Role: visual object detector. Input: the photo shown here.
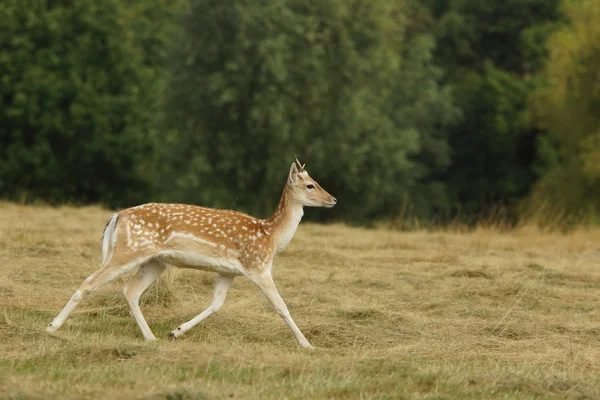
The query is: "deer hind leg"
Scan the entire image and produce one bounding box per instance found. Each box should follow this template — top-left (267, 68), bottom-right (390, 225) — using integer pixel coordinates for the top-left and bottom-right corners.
top-left (122, 260), bottom-right (166, 341)
top-left (169, 274), bottom-right (234, 339)
top-left (46, 257), bottom-right (146, 333)
top-left (249, 272), bottom-right (313, 349)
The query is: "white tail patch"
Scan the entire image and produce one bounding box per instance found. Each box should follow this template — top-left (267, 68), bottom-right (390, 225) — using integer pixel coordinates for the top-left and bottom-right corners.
top-left (101, 214), bottom-right (119, 265)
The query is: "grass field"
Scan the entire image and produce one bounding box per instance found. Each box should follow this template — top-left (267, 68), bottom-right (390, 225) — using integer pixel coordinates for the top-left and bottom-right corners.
top-left (1, 202), bottom-right (600, 399)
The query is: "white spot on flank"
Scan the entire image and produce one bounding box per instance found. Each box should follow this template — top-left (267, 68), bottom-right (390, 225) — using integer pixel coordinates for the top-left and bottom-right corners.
top-left (138, 237), bottom-right (154, 247)
top-left (126, 224), bottom-right (132, 246)
top-left (227, 249), bottom-right (238, 257)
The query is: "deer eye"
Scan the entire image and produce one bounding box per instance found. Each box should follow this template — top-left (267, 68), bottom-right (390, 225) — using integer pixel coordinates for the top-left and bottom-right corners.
top-left (306, 184), bottom-right (315, 189)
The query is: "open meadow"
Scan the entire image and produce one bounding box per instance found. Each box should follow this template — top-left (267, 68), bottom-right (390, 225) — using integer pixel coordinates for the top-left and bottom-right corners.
top-left (1, 202), bottom-right (600, 399)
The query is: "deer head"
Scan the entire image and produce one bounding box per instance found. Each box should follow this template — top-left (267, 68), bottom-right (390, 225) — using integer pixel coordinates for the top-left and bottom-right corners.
top-left (287, 159), bottom-right (337, 208)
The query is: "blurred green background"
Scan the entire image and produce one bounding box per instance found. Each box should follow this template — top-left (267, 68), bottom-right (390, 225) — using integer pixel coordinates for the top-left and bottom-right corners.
top-left (1, 0), bottom-right (598, 226)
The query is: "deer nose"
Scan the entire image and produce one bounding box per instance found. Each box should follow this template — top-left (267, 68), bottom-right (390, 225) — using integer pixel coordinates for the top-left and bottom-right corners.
top-left (332, 197), bottom-right (337, 203)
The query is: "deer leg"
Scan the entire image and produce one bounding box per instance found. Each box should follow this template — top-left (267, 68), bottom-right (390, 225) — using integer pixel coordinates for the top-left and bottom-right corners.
top-left (46, 258), bottom-right (145, 333)
top-left (249, 272), bottom-right (313, 349)
top-left (122, 261), bottom-right (166, 341)
top-left (169, 274), bottom-right (233, 339)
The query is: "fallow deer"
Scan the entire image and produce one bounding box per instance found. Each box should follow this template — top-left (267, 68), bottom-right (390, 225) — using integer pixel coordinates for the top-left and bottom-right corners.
top-left (46, 159), bottom-right (336, 349)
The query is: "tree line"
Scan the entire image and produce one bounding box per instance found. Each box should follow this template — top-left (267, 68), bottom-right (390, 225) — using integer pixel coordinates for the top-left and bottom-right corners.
top-left (1, 0), bottom-right (598, 225)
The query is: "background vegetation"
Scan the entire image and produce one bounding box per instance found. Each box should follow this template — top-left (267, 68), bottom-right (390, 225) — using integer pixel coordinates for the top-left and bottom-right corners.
top-left (1, 0), bottom-right (598, 225)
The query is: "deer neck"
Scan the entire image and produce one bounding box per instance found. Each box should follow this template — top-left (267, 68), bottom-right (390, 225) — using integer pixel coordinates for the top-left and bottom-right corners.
top-left (267, 186), bottom-right (304, 252)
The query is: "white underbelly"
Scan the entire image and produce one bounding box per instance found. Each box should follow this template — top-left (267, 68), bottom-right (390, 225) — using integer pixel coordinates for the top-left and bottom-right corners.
top-left (158, 250), bottom-right (245, 276)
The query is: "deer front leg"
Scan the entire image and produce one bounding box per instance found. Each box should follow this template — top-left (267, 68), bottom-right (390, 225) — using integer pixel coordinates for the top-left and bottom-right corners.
top-left (169, 274), bottom-right (234, 339)
top-left (249, 272), bottom-right (313, 349)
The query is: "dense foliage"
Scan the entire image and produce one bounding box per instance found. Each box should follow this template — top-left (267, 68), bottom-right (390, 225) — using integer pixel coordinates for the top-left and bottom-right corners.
top-left (525, 0), bottom-right (600, 222)
top-left (416, 0), bottom-right (563, 218)
top-left (0, 0), bottom-right (183, 206)
top-left (161, 0), bottom-right (455, 221)
top-left (0, 0), bottom-right (596, 225)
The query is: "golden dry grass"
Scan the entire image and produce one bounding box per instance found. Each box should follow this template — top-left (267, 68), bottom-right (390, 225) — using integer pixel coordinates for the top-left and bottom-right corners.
top-left (1, 202), bottom-right (600, 399)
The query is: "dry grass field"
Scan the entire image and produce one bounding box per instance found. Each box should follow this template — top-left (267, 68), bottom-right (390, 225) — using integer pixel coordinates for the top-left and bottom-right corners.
top-left (1, 202), bottom-right (600, 399)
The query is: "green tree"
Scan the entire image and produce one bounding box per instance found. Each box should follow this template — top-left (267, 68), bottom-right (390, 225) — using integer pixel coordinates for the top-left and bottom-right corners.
top-left (525, 0), bottom-right (600, 221)
top-left (161, 0), bottom-right (456, 223)
top-left (415, 0), bottom-right (562, 220)
top-left (391, 34), bottom-right (458, 219)
top-left (0, 0), bottom-right (183, 206)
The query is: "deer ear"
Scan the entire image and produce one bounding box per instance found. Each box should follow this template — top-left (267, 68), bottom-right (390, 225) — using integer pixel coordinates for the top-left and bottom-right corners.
top-left (288, 163), bottom-right (299, 184)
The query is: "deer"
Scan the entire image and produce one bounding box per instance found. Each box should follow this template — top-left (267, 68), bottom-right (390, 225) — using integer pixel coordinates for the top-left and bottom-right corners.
top-left (46, 159), bottom-right (336, 349)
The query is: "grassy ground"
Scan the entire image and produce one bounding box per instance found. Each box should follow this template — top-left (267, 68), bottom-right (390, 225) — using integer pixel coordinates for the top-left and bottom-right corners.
top-left (1, 202), bottom-right (600, 399)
